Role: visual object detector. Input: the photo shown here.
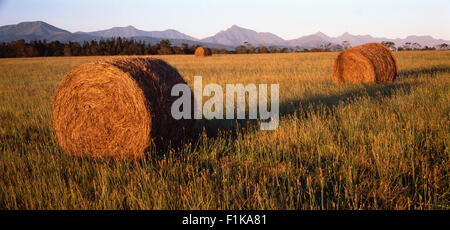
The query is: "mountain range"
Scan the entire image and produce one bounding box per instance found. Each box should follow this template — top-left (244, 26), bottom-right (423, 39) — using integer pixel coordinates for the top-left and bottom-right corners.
top-left (1, 21), bottom-right (449, 49)
top-left (0, 21), bottom-right (231, 49)
top-left (77, 25), bottom-right (198, 41)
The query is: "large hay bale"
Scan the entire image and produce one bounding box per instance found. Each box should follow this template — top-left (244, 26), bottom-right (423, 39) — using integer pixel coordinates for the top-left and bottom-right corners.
top-left (52, 57), bottom-right (196, 159)
top-left (194, 47), bottom-right (212, 57)
top-left (332, 43), bottom-right (398, 83)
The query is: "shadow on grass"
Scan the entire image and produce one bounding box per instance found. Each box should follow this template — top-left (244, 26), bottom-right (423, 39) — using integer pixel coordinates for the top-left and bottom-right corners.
top-left (398, 65), bottom-right (450, 78)
top-left (279, 81), bottom-right (417, 119)
top-left (194, 81), bottom-right (417, 139)
top-left (195, 65), bottom-right (450, 139)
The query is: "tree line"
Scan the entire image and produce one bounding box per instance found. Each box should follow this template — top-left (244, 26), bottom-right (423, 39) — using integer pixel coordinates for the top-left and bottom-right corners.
top-left (0, 38), bottom-right (211, 58)
top-left (380, 41), bottom-right (448, 51)
top-left (0, 38), bottom-right (448, 58)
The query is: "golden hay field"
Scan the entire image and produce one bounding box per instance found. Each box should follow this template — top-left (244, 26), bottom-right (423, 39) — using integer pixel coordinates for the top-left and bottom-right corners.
top-left (0, 51), bottom-right (449, 209)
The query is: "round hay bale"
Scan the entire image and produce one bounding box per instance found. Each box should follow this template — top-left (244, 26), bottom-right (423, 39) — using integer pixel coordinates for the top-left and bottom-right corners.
top-left (332, 43), bottom-right (398, 83)
top-left (194, 47), bottom-right (212, 57)
top-left (52, 57), bottom-right (196, 159)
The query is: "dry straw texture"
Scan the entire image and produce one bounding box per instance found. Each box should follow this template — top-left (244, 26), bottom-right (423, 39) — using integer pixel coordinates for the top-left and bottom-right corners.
top-left (332, 43), bottom-right (398, 83)
top-left (194, 47), bottom-right (212, 57)
top-left (52, 57), bottom-right (196, 159)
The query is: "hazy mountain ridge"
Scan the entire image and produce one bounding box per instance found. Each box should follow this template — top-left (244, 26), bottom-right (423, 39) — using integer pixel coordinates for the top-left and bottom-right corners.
top-left (0, 21), bottom-right (232, 49)
top-left (0, 21), bottom-right (98, 43)
top-left (201, 25), bottom-right (449, 48)
top-left (200, 25), bottom-right (287, 46)
top-left (82, 25), bottom-right (198, 41)
top-left (0, 21), bottom-right (448, 49)
top-left (326, 33), bottom-right (450, 48)
top-left (286, 32), bottom-right (332, 48)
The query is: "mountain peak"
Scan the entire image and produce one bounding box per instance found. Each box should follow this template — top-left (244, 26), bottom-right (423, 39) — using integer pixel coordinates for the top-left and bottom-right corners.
top-left (16, 21), bottom-right (60, 30)
top-left (337, 32), bottom-right (354, 39)
top-left (84, 24), bottom-right (198, 41)
top-left (312, 32), bottom-right (330, 40)
top-left (201, 24), bottom-right (286, 46)
top-left (405, 35), bottom-right (433, 39)
top-left (111, 25), bottom-right (137, 30)
top-left (13, 21), bottom-right (70, 34)
top-left (18, 21), bottom-right (46, 26)
top-left (0, 21), bottom-right (92, 42)
top-left (228, 24), bottom-right (245, 31)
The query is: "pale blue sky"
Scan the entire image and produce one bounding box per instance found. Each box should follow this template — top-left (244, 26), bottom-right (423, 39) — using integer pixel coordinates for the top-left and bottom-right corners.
top-left (0, 0), bottom-right (449, 40)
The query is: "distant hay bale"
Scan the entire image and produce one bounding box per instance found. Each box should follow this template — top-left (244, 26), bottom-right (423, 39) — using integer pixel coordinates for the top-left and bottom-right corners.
top-left (332, 43), bottom-right (398, 83)
top-left (194, 47), bottom-right (212, 57)
top-left (52, 57), bottom-right (196, 159)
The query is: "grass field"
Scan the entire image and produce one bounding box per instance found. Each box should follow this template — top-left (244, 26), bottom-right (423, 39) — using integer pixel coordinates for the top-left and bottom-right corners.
top-left (0, 51), bottom-right (449, 209)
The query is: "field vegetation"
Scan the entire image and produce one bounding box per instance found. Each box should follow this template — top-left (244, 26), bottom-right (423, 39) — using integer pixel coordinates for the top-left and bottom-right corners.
top-left (0, 51), bottom-right (449, 209)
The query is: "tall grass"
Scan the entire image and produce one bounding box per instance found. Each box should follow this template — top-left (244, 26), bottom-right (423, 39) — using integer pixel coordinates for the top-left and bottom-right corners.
top-left (0, 51), bottom-right (449, 209)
